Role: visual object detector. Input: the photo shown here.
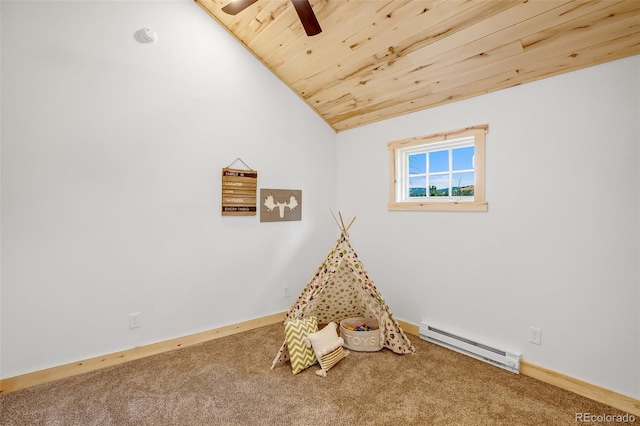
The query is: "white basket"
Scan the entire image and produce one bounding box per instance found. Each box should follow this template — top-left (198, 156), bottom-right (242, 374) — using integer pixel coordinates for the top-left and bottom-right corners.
top-left (340, 318), bottom-right (383, 352)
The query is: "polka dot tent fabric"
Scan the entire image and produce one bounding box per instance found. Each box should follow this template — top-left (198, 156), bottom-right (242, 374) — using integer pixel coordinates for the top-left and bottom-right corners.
top-left (271, 231), bottom-right (415, 368)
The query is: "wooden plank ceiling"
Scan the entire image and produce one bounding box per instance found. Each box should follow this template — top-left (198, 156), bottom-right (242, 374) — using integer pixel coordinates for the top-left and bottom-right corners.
top-left (196, 0), bottom-right (640, 132)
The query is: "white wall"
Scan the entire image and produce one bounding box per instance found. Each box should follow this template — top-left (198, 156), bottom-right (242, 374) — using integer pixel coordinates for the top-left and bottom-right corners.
top-left (336, 56), bottom-right (640, 399)
top-left (0, 1), bottom-right (336, 378)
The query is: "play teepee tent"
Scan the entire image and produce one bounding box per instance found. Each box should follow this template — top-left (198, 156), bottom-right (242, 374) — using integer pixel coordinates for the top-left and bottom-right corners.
top-left (272, 211), bottom-right (415, 368)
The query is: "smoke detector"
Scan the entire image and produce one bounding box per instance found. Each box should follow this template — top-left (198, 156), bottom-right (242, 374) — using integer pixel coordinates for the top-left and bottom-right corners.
top-left (136, 28), bottom-right (157, 44)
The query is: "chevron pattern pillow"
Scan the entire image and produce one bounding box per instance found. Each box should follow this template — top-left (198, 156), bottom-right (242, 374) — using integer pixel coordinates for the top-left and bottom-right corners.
top-left (284, 316), bottom-right (318, 374)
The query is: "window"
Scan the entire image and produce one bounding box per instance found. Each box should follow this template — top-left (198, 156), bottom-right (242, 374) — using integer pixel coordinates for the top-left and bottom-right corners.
top-left (388, 125), bottom-right (488, 212)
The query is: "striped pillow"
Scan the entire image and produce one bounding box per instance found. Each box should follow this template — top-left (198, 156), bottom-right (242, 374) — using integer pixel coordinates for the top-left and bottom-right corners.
top-left (319, 346), bottom-right (346, 372)
top-left (305, 322), bottom-right (347, 376)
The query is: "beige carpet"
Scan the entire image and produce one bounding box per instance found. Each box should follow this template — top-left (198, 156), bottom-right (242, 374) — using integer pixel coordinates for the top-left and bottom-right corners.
top-left (0, 323), bottom-right (636, 425)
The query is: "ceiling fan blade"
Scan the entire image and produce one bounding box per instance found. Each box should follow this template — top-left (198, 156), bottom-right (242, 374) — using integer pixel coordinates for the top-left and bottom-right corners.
top-left (221, 0), bottom-right (258, 15)
top-left (291, 0), bottom-right (322, 36)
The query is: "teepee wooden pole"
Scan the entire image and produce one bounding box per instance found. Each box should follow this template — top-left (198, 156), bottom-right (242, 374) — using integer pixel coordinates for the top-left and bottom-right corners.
top-left (338, 212), bottom-right (347, 231)
top-left (330, 209), bottom-right (342, 230)
top-left (330, 209), bottom-right (356, 232)
top-left (345, 216), bottom-right (356, 231)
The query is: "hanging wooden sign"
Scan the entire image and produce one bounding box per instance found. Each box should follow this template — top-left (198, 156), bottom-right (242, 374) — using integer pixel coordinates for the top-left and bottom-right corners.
top-left (221, 168), bottom-right (257, 216)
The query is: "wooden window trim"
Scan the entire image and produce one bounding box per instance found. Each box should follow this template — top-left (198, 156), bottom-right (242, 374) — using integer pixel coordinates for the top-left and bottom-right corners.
top-left (388, 125), bottom-right (488, 212)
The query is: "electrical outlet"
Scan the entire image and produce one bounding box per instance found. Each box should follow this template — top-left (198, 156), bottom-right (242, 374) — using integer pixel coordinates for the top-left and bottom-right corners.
top-left (283, 286), bottom-right (290, 298)
top-left (129, 313), bottom-right (141, 329)
top-left (529, 327), bottom-right (541, 345)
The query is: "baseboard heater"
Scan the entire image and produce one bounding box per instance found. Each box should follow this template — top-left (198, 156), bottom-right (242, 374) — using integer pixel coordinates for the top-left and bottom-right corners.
top-left (419, 322), bottom-right (521, 374)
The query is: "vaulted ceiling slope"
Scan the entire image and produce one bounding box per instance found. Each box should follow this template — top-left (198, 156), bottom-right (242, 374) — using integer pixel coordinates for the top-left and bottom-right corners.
top-left (196, 0), bottom-right (640, 132)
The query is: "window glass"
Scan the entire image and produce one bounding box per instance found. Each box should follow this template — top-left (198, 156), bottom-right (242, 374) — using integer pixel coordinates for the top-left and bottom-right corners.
top-left (409, 176), bottom-right (426, 197)
top-left (452, 172), bottom-right (474, 196)
top-left (453, 146), bottom-right (474, 170)
top-left (408, 153), bottom-right (426, 174)
top-left (429, 150), bottom-right (449, 173)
